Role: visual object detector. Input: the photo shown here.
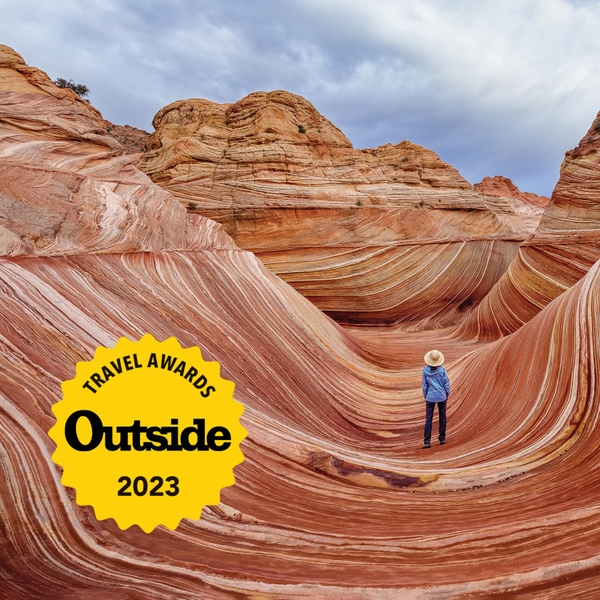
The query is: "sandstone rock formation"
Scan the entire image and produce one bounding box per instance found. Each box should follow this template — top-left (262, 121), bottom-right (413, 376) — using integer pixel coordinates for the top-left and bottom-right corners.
top-left (138, 91), bottom-right (532, 328)
top-left (474, 174), bottom-right (549, 233)
top-left (0, 44), bottom-right (100, 120)
top-left (104, 119), bottom-right (150, 162)
top-left (3, 45), bottom-right (600, 599)
top-left (474, 174), bottom-right (550, 207)
top-left (0, 45), bottom-right (227, 257)
top-left (459, 112), bottom-right (600, 340)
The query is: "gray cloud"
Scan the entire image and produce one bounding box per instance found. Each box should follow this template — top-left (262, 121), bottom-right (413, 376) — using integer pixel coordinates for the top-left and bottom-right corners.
top-left (1, 0), bottom-right (599, 195)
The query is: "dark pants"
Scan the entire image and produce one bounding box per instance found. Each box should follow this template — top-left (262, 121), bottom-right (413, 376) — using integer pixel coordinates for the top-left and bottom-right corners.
top-left (424, 401), bottom-right (446, 445)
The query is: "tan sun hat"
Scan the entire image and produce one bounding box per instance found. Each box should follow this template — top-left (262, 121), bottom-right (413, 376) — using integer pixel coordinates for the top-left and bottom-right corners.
top-left (424, 349), bottom-right (444, 366)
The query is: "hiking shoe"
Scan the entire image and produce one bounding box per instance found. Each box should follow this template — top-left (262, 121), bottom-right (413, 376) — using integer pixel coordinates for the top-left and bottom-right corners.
top-left (422, 443), bottom-right (431, 449)
top-left (439, 440), bottom-right (446, 445)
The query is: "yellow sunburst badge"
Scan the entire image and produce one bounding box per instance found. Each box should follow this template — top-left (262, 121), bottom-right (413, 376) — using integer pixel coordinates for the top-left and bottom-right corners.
top-left (49, 334), bottom-right (246, 533)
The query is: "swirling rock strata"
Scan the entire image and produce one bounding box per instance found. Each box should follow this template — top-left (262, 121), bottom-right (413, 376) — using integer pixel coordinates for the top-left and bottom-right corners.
top-left (0, 45), bottom-right (231, 257)
top-left (3, 46), bottom-right (600, 598)
top-left (459, 112), bottom-right (600, 340)
top-left (138, 91), bottom-right (530, 327)
top-left (4, 220), bottom-right (600, 599)
top-left (3, 245), bottom-right (600, 599)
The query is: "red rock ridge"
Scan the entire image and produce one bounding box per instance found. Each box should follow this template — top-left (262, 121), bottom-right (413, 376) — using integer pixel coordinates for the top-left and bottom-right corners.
top-left (104, 119), bottom-right (150, 161)
top-left (474, 175), bottom-right (550, 207)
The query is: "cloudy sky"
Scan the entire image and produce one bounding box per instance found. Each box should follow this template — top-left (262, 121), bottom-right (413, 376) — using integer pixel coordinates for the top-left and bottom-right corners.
top-left (1, 0), bottom-right (599, 196)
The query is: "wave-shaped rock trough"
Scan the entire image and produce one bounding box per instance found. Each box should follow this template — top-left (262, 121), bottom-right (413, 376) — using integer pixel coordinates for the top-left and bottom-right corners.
top-left (2, 45), bottom-right (600, 598)
top-left (3, 251), bottom-right (600, 598)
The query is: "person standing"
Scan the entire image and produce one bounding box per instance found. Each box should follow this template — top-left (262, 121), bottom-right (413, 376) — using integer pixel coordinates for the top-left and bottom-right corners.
top-left (421, 350), bottom-right (450, 449)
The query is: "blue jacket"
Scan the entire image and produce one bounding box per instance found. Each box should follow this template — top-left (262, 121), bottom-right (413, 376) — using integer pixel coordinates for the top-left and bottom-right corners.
top-left (422, 365), bottom-right (450, 403)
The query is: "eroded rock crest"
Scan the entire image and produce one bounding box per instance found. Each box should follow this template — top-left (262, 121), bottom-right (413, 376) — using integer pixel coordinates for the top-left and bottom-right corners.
top-left (474, 175), bottom-right (550, 207)
top-left (0, 47), bottom-right (233, 256)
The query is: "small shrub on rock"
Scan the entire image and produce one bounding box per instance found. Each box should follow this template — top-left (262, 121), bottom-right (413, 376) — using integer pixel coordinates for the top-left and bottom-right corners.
top-left (54, 78), bottom-right (90, 98)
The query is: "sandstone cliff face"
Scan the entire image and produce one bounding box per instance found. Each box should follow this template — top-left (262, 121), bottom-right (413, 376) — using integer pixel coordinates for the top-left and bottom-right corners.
top-left (459, 111), bottom-right (600, 339)
top-left (138, 91), bottom-right (530, 328)
top-left (0, 47), bottom-right (231, 257)
top-left (4, 46), bottom-right (600, 599)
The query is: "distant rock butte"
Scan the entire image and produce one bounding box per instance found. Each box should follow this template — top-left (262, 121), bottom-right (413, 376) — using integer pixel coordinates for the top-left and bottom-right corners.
top-left (473, 175), bottom-right (550, 207)
top-left (473, 175), bottom-right (548, 234)
top-left (104, 119), bottom-right (150, 162)
top-left (139, 90), bottom-right (535, 328)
